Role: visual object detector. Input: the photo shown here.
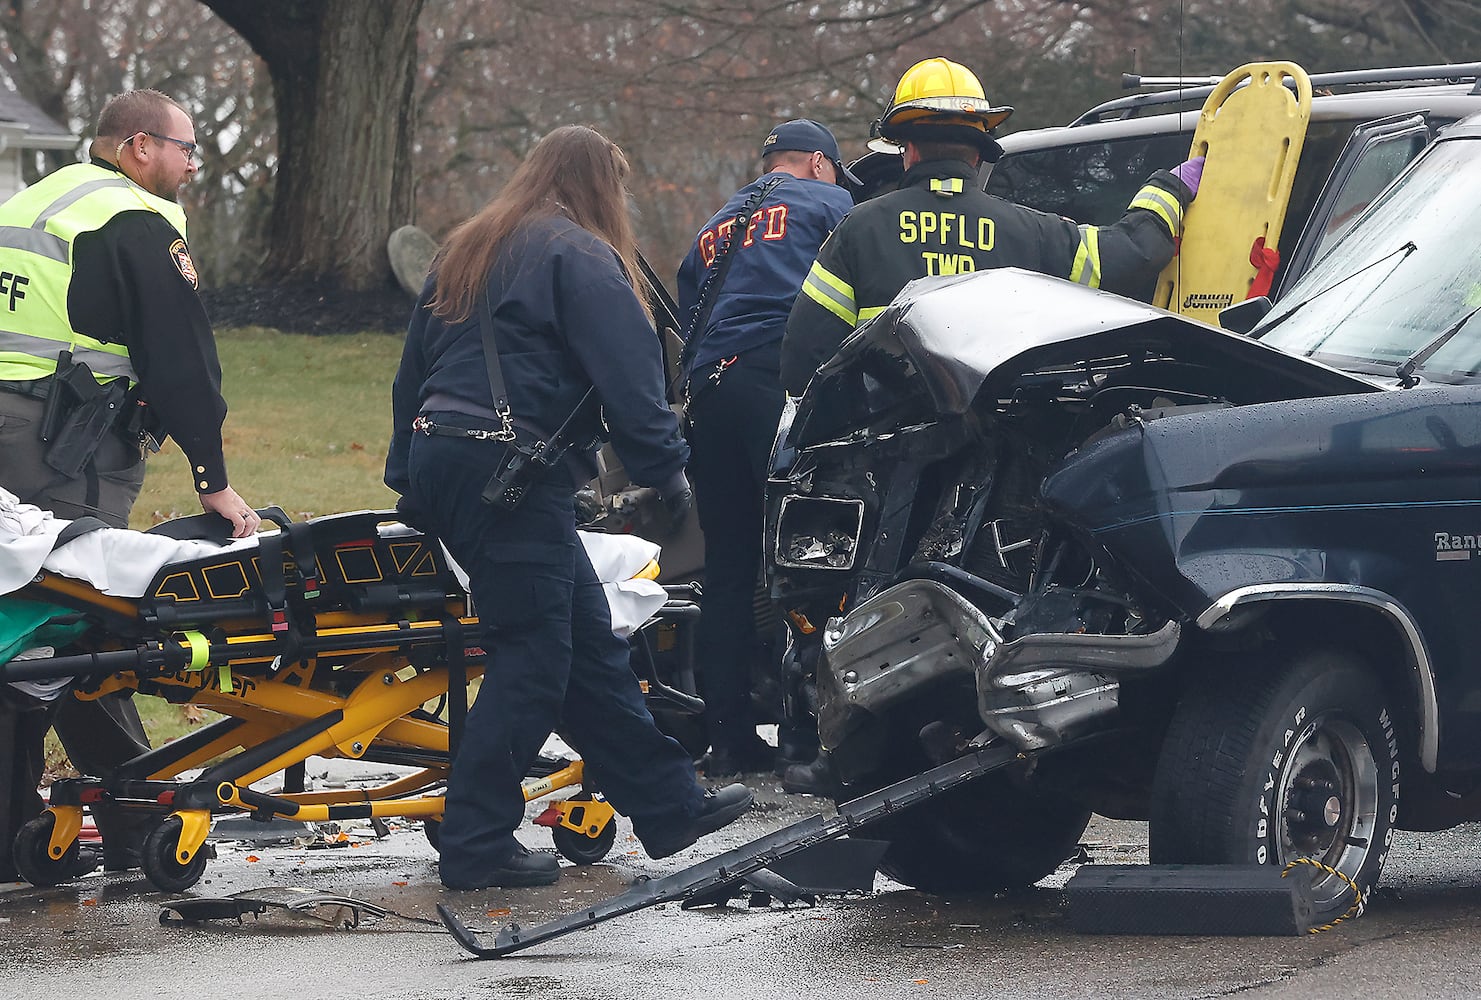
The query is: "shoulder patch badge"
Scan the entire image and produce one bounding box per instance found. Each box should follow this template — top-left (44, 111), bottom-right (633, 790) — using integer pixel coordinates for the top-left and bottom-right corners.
top-left (169, 238), bottom-right (199, 288)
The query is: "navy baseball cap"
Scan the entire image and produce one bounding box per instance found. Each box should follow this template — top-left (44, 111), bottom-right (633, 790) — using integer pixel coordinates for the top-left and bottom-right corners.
top-left (761, 119), bottom-right (862, 189)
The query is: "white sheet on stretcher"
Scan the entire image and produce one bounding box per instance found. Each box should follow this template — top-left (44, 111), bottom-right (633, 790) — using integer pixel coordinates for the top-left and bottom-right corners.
top-left (432, 529), bottom-right (665, 639)
top-left (0, 486), bottom-right (255, 598)
top-left (0, 484), bottom-right (667, 639)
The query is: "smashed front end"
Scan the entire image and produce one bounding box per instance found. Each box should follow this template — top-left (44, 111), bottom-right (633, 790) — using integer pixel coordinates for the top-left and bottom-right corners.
top-left (766, 268), bottom-right (1375, 791)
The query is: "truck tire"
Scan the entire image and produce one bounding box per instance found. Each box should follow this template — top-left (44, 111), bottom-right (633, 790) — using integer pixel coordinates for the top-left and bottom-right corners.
top-left (843, 764), bottom-right (1091, 894)
top-left (1149, 646), bottom-right (1399, 922)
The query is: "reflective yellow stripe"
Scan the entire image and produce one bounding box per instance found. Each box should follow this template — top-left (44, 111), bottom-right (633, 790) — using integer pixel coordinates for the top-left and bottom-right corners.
top-left (1069, 226), bottom-right (1102, 288)
top-left (857, 306), bottom-right (887, 323)
top-left (0, 329), bottom-right (136, 380)
top-left (31, 177), bottom-right (136, 232)
top-left (1129, 184), bottom-right (1183, 235)
top-left (801, 260), bottom-right (857, 326)
top-left (929, 177), bottom-right (965, 195)
top-left (0, 225), bottom-right (67, 263)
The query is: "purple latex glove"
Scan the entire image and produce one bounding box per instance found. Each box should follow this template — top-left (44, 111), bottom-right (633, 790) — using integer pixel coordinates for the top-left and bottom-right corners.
top-left (1172, 155), bottom-right (1205, 198)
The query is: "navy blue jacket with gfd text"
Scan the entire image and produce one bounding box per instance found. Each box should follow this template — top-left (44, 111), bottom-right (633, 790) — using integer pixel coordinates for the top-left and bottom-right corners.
top-left (386, 214), bottom-right (687, 494)
top-left (677, 172), bottom-right (853, 369)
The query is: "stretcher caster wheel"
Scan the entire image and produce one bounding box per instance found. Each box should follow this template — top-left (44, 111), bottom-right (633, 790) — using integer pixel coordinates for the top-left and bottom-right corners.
top-left (141, 817), bottom-right (208, 893)
top-left (550, 795), bottom-right (616, 865)
top-left (13, 813), bottom-right (83, 887)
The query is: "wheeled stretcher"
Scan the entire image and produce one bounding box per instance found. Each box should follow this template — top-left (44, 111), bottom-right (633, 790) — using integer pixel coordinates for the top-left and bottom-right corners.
top-left (0, 501), bottom-right (703, 892)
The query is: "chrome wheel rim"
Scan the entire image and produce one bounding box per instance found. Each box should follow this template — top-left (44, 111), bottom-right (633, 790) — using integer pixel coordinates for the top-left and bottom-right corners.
top-left (1274, 714), bottom-right (1380, 908)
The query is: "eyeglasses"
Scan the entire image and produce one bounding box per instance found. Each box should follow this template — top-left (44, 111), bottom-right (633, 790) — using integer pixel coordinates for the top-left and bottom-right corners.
top-left (141, 131), bottom-right (199, 159)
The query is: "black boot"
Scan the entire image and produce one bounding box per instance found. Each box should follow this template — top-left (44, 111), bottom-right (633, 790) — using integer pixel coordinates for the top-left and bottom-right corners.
top-left (70, 844), bottom-right (103, 878)
top-left (774, 731), bottom-right (819, 774)
top-left (781, 752), bottom-right (838, 797)
top-left (441, 844), bottom-right (560, 890)
top-left (642, 783), bottom-right (754, 859)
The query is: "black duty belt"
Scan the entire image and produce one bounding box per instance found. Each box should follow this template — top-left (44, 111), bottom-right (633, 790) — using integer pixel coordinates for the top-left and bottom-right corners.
top-left (2, 376), bottom-right (139, 437)
top-left (412, 414), bottom-right (516, 442)
top-left (0, 378), bottom-right (52, 400)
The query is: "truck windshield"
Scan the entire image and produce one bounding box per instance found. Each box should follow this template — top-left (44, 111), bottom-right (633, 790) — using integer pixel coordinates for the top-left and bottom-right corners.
top-left (1256, 136), bottom-right (1481, 382)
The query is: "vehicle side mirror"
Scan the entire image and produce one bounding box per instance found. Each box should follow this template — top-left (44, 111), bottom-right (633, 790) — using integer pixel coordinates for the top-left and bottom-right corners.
top-left (1219, 296), bottom-right (1273, 335)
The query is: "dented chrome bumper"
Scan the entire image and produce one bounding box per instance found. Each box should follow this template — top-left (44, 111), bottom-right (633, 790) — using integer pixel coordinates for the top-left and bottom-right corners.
top-left (817, 576), bottom-right (1183, 754)
top-left (816, 579), bottom-right (998, 750)
top-left (976, 620), bottom-right (1182, 750)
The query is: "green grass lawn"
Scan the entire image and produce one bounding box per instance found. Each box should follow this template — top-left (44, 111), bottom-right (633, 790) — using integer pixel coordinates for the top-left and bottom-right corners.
top-left (47, 326), bottom-right (407, 778)
top-left (130, 326), bottom-right (405, 528)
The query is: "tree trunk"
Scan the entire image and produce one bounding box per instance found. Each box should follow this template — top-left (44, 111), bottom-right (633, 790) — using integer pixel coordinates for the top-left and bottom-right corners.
top-left (199, 0), bottom-right (423, 290)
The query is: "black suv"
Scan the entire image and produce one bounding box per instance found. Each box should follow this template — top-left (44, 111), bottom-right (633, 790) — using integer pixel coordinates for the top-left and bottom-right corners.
top-left (763, 110), bottom-right (1481, 921)
top-left (852, 63), bottom-right (1481, 301)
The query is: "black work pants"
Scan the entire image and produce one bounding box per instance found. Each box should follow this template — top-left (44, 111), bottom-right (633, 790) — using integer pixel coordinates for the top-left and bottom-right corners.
top-left (1, 387), bottom-right (153, 862)
top-left (407, 431), bottom-right (704, 886)
top-left (0, 690), bottom-right (50, 881)
top-left (685, 351), bottom-right (785, 755)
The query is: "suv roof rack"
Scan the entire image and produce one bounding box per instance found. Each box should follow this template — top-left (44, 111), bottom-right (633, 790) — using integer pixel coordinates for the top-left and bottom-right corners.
top-left (1071, 63), bottom-right (1481, 126)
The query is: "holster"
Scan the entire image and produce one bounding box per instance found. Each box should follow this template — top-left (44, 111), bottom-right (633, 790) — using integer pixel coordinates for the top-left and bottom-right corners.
top-left (40, 351), bottom-right (130, 478)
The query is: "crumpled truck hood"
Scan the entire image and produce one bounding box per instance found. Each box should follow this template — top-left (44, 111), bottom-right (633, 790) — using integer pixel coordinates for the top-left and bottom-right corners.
top-left (814, 268), bottom-right (1376, 416)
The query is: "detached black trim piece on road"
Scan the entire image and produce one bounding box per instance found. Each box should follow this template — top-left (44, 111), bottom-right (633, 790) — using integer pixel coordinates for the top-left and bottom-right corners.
top-left (436, 742), bottom-right (1026, 958)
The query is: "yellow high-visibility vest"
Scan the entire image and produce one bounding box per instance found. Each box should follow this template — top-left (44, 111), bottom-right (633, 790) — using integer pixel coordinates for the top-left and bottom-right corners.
top-left (0, 162), bottom-right (188, 385)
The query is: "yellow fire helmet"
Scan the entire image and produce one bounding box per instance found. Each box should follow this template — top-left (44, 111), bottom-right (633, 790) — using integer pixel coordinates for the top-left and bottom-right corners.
top-left (868, 57), bottom-right (1014, 159)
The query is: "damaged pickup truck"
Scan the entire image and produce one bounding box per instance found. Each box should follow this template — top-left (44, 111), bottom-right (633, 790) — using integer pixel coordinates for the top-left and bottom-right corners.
top-left (765, 113), bottom-right (1481, 920)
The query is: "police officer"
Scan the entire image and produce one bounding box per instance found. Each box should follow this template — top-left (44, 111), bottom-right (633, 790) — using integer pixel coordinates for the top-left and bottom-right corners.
top-left (781, 57), bottom-right (1205, 395)
top-left (676, 120), bottom-right (857, 778)
top-left (0, 90), bottom-right (257, 880)
top-left (778, 58), bottom-right (1202, 794)
top-left (387, 125), bottom-right (752, 890)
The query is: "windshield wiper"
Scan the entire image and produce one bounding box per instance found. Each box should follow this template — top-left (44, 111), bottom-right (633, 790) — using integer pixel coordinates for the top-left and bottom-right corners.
top-left (1396, 302), bottom-right (1481, 387)
top-left (1255, 241), bottom-right (1417, 339)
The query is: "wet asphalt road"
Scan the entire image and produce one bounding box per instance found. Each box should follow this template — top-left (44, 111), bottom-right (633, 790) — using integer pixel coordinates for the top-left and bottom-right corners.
top-left (5, 773), bottom-right (1481, 1000)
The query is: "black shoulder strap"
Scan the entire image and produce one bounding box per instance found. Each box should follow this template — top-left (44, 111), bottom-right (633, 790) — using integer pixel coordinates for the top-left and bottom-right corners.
top-left (677, 176), bottom-right (787, 387)
top-left (476, 292), bottom-right (516, 442)
top-left (478, 292), bottom-right (507, 412)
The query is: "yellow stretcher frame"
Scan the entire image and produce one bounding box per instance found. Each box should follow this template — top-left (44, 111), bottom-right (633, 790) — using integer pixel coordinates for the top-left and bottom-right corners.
top-left (1154, 61), bottom-right (1313, 323)
top-left (14, 565), bottom-right (618, 891)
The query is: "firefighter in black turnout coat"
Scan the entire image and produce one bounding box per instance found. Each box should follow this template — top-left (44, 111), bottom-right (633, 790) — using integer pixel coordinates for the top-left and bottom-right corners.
top-left (387, 126), bottom-right (752, 890)
top-left (782, 57), bottom-right (1205, 395)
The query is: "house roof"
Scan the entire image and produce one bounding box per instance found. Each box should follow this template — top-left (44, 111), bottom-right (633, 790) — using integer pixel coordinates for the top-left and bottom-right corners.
top-left (0, 84), bottom-right (77, 148)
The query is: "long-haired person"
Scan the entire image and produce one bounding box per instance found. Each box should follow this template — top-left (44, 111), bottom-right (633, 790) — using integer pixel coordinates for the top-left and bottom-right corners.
top-left (386, 125), bottom-right (751, 889)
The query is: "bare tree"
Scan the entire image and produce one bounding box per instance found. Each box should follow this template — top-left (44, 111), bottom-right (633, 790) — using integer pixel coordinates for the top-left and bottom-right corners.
top-left (198, 0), bottom-right (423, 291)
top-left (412, 1), bottom-right (1137, 270)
